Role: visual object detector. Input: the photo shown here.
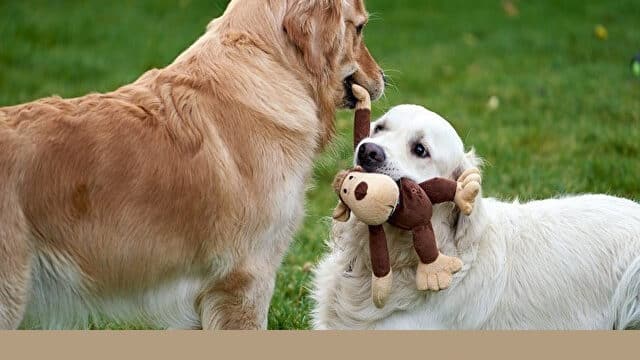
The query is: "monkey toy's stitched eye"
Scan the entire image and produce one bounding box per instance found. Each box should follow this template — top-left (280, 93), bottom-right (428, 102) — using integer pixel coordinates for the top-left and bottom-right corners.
top-left (343, 189), bottom-right (347, 194)
top-left (413, 143), bottom-right (430, 158)
top-left (348, 175), bottom-right (354, 180)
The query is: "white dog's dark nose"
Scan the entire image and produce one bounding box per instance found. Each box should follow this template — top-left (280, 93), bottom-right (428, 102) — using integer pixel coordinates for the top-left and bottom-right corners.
top-left (357, 142), bottom-right (386, 171)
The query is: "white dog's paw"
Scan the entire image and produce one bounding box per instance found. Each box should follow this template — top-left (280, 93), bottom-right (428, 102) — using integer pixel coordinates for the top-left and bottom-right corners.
top-left (455, 168), bottom-right (481, 215)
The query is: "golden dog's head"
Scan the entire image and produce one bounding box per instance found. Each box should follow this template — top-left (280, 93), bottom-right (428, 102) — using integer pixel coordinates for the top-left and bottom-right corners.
top-left (282, 0), bottom-right (385, 109)
top-left (214, 0), bottom-right (385, 146)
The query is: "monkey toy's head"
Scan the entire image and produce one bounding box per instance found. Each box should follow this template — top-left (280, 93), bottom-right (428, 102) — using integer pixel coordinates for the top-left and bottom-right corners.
top-left (332, 167), bottom-right (400, 225)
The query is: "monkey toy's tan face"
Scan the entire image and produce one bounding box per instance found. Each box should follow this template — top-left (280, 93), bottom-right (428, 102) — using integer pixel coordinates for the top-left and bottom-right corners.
top-left (333, 171), bottom-right (399, 226)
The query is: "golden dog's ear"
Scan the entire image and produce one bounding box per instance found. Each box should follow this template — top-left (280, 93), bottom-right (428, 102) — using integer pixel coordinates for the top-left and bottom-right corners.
top-left (283, 0), bottom-right (343, 77)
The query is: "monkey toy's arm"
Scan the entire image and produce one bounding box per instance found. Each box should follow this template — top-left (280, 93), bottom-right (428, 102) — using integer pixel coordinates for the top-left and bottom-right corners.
top-left (419, 177), bottom-right (458, 204)
top-left (351, 84), bottom-right (372, 150)
top-left (419, 169), bottom-right (482, 215)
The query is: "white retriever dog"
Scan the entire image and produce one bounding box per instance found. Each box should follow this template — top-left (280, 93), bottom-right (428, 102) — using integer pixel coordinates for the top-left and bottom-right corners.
top-left (312, 104), bottom-right (640, 329)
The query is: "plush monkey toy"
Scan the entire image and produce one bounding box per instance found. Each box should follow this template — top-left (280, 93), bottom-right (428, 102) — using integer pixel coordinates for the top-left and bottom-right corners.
top-left (333, 85), bottom-right (481, 308)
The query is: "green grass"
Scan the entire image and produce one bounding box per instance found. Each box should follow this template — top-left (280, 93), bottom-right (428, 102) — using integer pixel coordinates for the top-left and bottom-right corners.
top-left (1, 0), bottom-right (639, 329)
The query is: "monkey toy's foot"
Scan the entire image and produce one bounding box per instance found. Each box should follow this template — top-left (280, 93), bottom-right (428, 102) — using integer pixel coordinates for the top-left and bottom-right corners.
top-left (415, 254), bottom-right (463, 291)
top-left (371, 270), bottom-right (393, 309)
top-left (455, 168), bottom-right (482, 215)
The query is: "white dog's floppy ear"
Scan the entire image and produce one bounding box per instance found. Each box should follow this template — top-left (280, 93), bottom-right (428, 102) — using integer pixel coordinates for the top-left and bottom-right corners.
top-left (452, 148), bottom-right (484, 180)
top-left (283, 0), bottom-right (343, 77)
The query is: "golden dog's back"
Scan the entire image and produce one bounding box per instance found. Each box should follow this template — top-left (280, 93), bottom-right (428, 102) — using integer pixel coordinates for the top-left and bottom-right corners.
top-left (0, 71), bottom-right (232, 287)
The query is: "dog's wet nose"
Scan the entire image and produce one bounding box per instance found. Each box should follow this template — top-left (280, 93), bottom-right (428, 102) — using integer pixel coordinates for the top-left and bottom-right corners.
top-left (357, 142), bottom-right (386, 171)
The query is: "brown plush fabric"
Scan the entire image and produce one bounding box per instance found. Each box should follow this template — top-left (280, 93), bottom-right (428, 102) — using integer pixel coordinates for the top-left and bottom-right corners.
top-left (388, 178), bottom-right (433, 231)
top-left (339, 99), bottom-right (466, 305)
top-left (353, 108), bottom-right (371, 149)
top-left (351, 105), bottom-right (391, 277)
top-left (412, 224), bottom-right (439, 264)
top-left (354, 181), bottom-right (368, 200)
top-left (388, 178), bottom-right (452, 265)
top-left (368, 224), bottom-right (391, 277)
top-left (350, 109), bottom-right (460, 270)
top-left (420, 177), bottom-right (458, 205)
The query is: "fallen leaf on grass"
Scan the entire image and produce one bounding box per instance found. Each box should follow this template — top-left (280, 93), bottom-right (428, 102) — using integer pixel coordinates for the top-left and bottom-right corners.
top-left (594, 24), bottom-right (608, 40)
top-left (487, 96), bottom-right (500, 111)
top-left (502, 1), bottom-right (519, 17)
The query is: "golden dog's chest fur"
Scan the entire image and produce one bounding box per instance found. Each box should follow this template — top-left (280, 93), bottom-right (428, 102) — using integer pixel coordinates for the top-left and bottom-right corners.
top-left (0, 0), bottom-right (383, 329)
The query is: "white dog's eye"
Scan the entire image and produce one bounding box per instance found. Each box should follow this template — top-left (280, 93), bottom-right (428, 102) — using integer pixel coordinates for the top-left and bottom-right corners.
top-left (413, 143), bottom-right (430, 158)
top-left (374, 124), bottom-right (385, 133)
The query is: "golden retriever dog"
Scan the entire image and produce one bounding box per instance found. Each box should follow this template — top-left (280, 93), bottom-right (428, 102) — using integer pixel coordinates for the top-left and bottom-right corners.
top-left (0, 0), bottom-right (384, 329)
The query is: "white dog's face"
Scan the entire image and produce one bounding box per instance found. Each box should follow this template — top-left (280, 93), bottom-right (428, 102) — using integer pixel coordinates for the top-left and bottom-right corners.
top-left (355, 105), bottom-right (466, 183)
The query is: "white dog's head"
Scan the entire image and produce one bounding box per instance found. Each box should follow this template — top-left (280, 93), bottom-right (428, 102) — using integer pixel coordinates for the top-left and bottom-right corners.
top-left (355, 105), bottom-right (477, 182)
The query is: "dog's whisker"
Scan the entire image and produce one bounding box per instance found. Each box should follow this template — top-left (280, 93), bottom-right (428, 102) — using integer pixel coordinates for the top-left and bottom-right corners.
top-left (384, 76), bottom-right (398, 87)
top-left (381, 68), bottom-right (402, 74)
top-left (367, 12), bottom-right (383, 22)
top-left (380, 68), bottom-right (403, 78)
top-left (383, 81), bottom-right (400, 95)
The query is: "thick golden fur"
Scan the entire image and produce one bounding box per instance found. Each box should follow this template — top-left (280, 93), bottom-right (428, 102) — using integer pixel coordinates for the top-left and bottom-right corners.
top-left (0, 0), bottom-right (383, 329)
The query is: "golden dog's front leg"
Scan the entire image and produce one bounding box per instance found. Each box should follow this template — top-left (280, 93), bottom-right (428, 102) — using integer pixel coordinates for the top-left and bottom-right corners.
top-left (197, 266), bottom-right (275, 330)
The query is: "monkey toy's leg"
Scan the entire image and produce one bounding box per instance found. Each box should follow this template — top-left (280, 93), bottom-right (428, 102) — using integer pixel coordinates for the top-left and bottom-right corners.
top-left (369, 225), bottom-right (393, 309)
top-left (413, 223), bottom-right (463, 291)
top-left (412, 224), bottom-right (440, 265)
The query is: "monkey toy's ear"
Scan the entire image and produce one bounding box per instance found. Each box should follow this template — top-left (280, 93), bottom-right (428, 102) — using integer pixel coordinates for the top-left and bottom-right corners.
top-left (333, 201), bottom-right (351, 222)
top-left (332, 170), bottom-right (352, 222)
top-left (332, 170), bottom-right (350, 194)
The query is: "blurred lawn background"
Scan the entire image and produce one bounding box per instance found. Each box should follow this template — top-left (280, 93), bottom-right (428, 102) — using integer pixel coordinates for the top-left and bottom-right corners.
top-left (1, 0), bottom-right (639, 329)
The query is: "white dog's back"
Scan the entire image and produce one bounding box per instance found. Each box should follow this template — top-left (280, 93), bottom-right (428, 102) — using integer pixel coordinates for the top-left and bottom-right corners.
top-left (471, 194), bottom-right (640, 329)
top-left (313, 194), bottom-right (640, 329)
